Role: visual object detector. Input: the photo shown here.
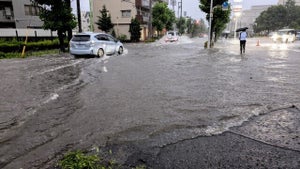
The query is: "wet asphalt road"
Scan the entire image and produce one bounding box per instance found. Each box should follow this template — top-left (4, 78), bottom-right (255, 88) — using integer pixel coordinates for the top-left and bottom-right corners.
top-left (0, 37), bottom-right (300, 168)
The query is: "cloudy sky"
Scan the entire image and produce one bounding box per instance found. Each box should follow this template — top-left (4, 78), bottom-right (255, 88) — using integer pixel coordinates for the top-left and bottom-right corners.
top-left (72, 0), bottom-right (279, 20)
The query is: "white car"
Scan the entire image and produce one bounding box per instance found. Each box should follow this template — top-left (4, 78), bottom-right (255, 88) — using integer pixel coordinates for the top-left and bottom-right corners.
top-left (271, 29), bottom-right (296, 43)
top-left (70, 32), bottom-right (124, 57)
top-left (165, 31), bottom-right (179, 42)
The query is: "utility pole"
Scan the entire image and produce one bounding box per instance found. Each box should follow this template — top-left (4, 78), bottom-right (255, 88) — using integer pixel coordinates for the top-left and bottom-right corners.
top-left (180, 0), bottom-right (182, 18)
top-left (148, 0), bottom-right (152, 39)
top-left (208, 0), bottom-right (213, 48)
top-left (77, 0), bottom-right (82, 32)
top-left (89, 0), bottom-right (94, 31)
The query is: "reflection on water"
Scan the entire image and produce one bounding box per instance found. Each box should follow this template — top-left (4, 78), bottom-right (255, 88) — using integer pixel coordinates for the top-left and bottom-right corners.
top-left (268, 43), bottom-right (289, 58)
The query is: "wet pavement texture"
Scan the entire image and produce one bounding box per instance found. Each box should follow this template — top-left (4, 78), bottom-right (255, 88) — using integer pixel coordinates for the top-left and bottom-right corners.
top-left (0, 37), bottom-right (300, 168)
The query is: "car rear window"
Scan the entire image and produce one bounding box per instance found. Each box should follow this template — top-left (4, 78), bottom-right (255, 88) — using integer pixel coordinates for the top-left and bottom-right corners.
top-left (72, 35), bottom-right (90, 42)
top-left (168, 32), bottom-right (175, 36)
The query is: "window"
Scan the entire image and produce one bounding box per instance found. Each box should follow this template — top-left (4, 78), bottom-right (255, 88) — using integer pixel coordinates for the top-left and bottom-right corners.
top-left (24, 5), bottom-right (40, 16)
top-left (72, 35), bottom-right (91, 42)
top-left (96, 34), bottom-right (109, 41)
top-left (121, 10), bottom-right (131, 18)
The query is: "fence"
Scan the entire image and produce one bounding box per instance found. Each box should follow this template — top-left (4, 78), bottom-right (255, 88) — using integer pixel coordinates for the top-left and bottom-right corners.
top-left (0, 28), bottom-right (58, 38)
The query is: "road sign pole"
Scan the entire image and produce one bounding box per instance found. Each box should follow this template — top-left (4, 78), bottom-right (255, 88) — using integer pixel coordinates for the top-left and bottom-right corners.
top-left (208, 0), bottom-right (213, 49)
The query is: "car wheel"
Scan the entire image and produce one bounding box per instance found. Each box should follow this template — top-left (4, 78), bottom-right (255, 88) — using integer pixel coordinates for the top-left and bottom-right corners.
top-left (97, 48), bottom-right (104, 58)
top-left (118, 46), bottom-right (123, 55)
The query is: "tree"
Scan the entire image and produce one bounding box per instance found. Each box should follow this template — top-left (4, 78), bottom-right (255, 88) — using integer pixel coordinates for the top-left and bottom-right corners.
top-left (254, 5), bottom-right (287, 33)
top-left (33, 0), bottom-right (77, 52)
top-left (129, 18), bottom-right (142, 42)
top-left (96, 5), bottom-right (114, 33)
top-left (199, 0), bottom-right (231, 45)
top-left (176, 17), bottom-right (186, 35)
top-left (152, 2), bottom-right (176, 36)
top-left (254, 0), bottom-right (300, 33)
top-left (191, 19), bottom-right (207, 38)
top-left (186, 17), bottom-right (193, 34)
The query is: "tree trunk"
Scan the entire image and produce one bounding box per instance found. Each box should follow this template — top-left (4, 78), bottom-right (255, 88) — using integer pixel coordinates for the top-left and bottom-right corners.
top-left (58, 30), bottom-right (65, 52)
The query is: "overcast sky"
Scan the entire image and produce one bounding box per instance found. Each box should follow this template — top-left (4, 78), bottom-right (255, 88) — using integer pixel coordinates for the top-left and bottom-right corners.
top-left (175, 0), bottom-right (279, 19)
top-left (72, 0), bottom-right (279, 20)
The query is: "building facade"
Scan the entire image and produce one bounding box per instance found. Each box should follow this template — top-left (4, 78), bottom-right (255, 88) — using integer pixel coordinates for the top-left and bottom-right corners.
top-left (91, 0), bottom-right (168, 40)
top-left (241, 5), bottom-right (272, 35)
top-left (0, 0), bottom-right (43, 28)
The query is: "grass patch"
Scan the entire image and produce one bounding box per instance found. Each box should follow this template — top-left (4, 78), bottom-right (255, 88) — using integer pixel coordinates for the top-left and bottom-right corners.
top-left (58, 150), bottom-right (148, 169)
top-left (0, 49), bottom-right (60, 59)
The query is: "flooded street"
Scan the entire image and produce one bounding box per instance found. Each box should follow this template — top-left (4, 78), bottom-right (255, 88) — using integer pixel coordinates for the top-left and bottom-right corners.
top-left (0, 37), bottom-right (300, 168)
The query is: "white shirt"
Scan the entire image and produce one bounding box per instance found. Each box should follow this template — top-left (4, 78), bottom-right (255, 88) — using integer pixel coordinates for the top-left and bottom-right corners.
top-left (239, 32), bottom-right (247, 41)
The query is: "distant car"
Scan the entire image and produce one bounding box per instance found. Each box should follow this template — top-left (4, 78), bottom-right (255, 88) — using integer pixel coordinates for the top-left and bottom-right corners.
top-left (271, 29), bottom-right (296, 43)
top-left (296, 32), bottom-right (300, 40)
top-left (70, 32), bottom-right (124, 57)
top-left (165, 31), bottom-right (179, 42)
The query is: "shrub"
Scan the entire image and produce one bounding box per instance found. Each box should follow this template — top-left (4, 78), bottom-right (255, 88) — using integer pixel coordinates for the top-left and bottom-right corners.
top-left (0, 39), bottom-right (65, 53)
top-left (117, 34), bottom-right (127, 42)
top-left (58, 151), bottom-right (100, 169)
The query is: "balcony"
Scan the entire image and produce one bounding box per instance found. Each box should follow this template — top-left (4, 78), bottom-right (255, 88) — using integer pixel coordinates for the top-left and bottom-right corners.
top-left (135, 0), bottom-right (150, 9)
top-left (136, 12), bottom-right (149, 24)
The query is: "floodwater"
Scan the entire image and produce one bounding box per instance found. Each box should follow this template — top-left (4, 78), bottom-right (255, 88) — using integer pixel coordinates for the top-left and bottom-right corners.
top-left (0, 37), bottom-right (300, 168)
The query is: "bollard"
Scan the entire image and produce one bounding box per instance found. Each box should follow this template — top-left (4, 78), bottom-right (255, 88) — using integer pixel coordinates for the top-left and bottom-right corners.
top-left (256, 40), bottom-right (260, 46)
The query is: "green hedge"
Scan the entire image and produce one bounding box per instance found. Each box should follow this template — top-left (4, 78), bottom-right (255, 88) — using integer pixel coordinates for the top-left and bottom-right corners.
top-left (0, 39), bottom-right (66, 53)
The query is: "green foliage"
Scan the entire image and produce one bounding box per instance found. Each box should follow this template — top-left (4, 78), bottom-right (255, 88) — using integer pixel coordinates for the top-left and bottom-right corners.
top-left (254, 0), bottom-right (300, 32)
top-left (0, 39), bottom-right (61, 53)
top-left (33, 0), bottom-right (76, 52)
top-left (57, 149), bottom-right (149, 169)
top-left (117, 34), bottom-right (127, 42)
top-left (199, 0), bottom-right (231, 44)
top-left (0, 49), bottom-right (60, 59)
top-left (152, 2), bottom-right (176, 33)
top-left (59, 151), bottom-right (100, 169)
top-left (176, 17), bottom-right (187, 35)
top-left (111, 29), bottom-right (116, 38)
top-left (96, 5), bottom-right (114, 33)
top-left (190, 19), bottom-right (207, 38)
top-left (129, 18), bottom-right (142, 42)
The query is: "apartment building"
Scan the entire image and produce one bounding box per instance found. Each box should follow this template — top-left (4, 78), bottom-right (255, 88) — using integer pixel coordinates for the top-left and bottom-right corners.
top-left (92, 0), bottom-right (168, 40)
top-left (0, 0), bottom-right (43, 28)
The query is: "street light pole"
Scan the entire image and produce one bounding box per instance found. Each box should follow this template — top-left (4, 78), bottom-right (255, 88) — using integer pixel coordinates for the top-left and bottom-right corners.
top-left (208, 0), bottom-right (213, 48)
top-left (148, 0), bottom-right (152, 40)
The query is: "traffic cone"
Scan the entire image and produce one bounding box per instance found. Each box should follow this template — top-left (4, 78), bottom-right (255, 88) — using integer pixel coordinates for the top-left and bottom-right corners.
top-left (256, 40), bottom-right (260, 46)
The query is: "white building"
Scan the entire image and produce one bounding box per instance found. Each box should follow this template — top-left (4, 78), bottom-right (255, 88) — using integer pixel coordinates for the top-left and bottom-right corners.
top-left (241, 5), bottom-right (272, 34)
top-left (74, 11), bottom-right (91, 32)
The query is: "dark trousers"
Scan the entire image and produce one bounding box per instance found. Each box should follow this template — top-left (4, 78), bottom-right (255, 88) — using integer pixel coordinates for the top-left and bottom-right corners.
top-left (240, 40), bottom-right (246, 53)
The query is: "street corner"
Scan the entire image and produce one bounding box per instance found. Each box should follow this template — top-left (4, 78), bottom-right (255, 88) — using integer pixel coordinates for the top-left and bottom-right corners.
top-left (231, 104), bottom-right (300, 151)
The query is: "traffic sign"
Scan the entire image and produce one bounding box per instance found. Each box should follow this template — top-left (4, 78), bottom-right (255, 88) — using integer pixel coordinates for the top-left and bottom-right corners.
top-left (222, 1), bottom-right (229, 10)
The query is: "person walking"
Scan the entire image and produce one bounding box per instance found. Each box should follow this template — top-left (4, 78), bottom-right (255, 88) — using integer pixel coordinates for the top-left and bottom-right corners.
top-left (239, 30), bottom-right (247, 54)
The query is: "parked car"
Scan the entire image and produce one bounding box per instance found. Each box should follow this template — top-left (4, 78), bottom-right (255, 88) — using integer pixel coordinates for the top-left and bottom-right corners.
top-left (70, 32), bottom-right (123, 57)
top-left (165, 31), bottom-right (179, 42)
top-left (271, 29), bottom-right (296, 43)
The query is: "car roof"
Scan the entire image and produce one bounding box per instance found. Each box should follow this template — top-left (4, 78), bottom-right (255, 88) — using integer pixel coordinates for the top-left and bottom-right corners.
top-left (74, 32), bottom-right (107, 36)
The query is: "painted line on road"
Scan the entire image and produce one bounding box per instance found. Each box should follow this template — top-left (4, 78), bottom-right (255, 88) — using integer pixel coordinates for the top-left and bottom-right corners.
top-left (33, 60), bottom-right (82, 77)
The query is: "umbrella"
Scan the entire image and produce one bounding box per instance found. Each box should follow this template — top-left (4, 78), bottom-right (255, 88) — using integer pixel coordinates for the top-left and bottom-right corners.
top-left (236, 27), bottom-right (248, 32)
